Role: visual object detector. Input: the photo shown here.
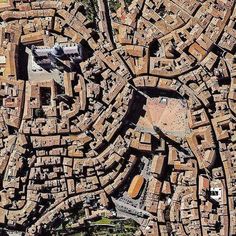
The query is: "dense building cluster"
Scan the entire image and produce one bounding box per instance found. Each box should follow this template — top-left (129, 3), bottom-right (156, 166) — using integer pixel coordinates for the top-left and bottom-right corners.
top-left (0, 0), bottom-right (235, 235)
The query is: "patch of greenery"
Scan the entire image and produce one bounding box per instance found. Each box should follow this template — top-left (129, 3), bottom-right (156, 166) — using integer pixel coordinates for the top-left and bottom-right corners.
top-left (109, 0), bottom-right (121, 12)
top-left (94, 217), bottom-right (112, 225)
top-left (34, 108), bottom-right (45, 118)
top-left (81, 0), bottom-right (98, 22)
top-left (125, 0), bottom-right (133, 5)
top-left (69, 233), bottom-right (86, 236)
top-left (65, 218), bottom-right (140, 236)
top-left (0, 0), bottom-right (8, 4)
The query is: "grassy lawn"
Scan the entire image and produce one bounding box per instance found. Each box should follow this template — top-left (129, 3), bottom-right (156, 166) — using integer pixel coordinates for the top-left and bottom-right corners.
top-left (0, 0), bottom-right (8, 3)
top-left (69, 233), bottom-right (85, 236)
top-left (125, 225), bottom-right (136, 229)
top-left (64, 218), bottom-right (139, 235)
top-left (95, 217), bottom-right (112, 225)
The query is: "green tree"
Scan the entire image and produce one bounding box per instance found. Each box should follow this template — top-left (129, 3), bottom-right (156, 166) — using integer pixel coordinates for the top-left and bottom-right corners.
top-left (34, 108), bottom-right (44, 118)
